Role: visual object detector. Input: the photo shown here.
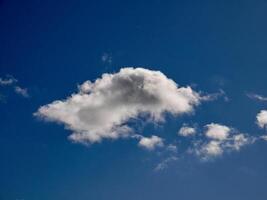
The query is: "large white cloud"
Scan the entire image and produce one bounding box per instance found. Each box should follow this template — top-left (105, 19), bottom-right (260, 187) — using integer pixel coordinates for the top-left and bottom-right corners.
top-left (35, 67), bottom-right (203, 144)
top-left (256, 110), bottom-right (267, 129)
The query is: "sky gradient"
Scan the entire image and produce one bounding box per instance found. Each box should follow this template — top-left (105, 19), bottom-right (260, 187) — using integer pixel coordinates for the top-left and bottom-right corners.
top-left (1, 0), bottom-right (267, 200)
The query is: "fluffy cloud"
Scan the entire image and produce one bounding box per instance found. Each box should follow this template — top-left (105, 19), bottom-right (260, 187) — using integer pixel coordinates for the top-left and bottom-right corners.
top-left (138, 135), bottom-right (164, 150)
top-left (192, 123), bottom-right (254, 159)
top-left (256, 110), bottom-right (267, 129)
top-left (204, 123), bottom-right (230, 140)
top-left (35, 67), bottom-right (203, 144)
top-left (197, 133), bottom-right (253, 159)
top-left (178, 125), bottom-right (196, 137)
top-left (201, 140), bottom-right (223, 156)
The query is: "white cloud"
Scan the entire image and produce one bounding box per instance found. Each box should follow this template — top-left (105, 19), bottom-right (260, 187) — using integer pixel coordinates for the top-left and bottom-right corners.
top-left (0, 76), bottom-right (17, 86)
top-left (247, 93), bottom-right (267, 102)
top-left (178, 124), bottom-right (196, 137)
top-left (138, 135), bottom-right (164, 150)
top-left (14, 86), bottom-right (29, 98)
top-left (204, 123), bottom-right (230, 140)
top-left (256, 110), bottom-right (267, 129)
top-left (201, 140), bottom-right (223, 157)
top-left (35, 67), bottom-right (203, 144)
top-left (192, 123), bottom-right (254, 160)
top-left (197, 133), bottom-right (253, 160)
top-left (261, 135), bottom-right (267, 141)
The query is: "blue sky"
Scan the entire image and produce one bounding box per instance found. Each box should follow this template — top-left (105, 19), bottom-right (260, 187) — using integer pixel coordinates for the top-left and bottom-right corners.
top-left (1, 0), bottom-right (267, 199)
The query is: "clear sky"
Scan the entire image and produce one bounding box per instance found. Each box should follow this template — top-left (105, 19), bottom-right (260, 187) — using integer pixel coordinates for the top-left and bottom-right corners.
top-left (1, 0), bottom-right (267, 199)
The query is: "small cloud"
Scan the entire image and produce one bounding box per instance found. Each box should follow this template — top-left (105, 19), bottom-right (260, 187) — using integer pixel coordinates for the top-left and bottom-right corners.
top-left (138, 135), bottom-right (164, 151)
top-left (204, 123), bottom-right (230, 140)
top-left (178, 124), bottom-right (196, 137)
top-left (0, 75), bottom-right (17, 86)
top-left (256, 110), bottom-right (267, 129)
top-left (247, 93), bottom-right (267, 102)
top-left (190, 123), bottom-right (255, 160)
top-left (201, 140), bottom-right (223, 157)
top-left (154, 156), bottom-right (178, 171)
top-left (201, 89), bottom-right (229, 102)
top-left (101, 53), bottom-right (112, 64)
top-left (166, 144), bottom-right (178, 153)
top-left (260, 135), bottom-right (267, 141)
top-left (14, 86), bottom-right (29, 98)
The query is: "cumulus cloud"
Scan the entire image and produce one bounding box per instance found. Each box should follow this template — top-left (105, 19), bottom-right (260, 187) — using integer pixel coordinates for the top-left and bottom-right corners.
top-left (191, 123), bottom-right (254, 160)
top-left (35, 67), bottom-right (203, 144)
top-left (178, 124), bottom-right (196, 137)
top-left (256, 110), bottom-right (267, 129)
top-left (201, 140), bottom-right (223, 156)
top-left (204, 123), bottom-right (230, 140)
top-left (138, 135), bottom-right (164, 150)
top-left (14, 86), bottom-right (29, 98)
top-left (196, 134), bottom-right (253, 160)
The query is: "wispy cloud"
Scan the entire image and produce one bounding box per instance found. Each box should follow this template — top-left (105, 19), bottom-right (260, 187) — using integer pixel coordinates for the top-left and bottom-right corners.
top-left (101, 53), bottom-right (112, 64)
top-left (0, 75), bottom-right (29, 99)
top-left (247, 93), bottom-right (267, 102)
top-left (14, 86), bottom-right (29, 98)
top-left (0, 76), bottom-right (17, 86)
top-left (154, 156), bottom-right (178, 171)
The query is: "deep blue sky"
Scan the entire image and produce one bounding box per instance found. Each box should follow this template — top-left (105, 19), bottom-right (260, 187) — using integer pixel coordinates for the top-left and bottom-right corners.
top-left (1, 0), bottom-right (267, 199)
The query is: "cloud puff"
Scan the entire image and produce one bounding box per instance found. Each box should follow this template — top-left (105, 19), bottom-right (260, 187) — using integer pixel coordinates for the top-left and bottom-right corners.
top-left (196, 134), bottom-right (253, 159)
top-left (14, 86), bottom-right (29, 98)
top-left (0, 76), bottom-right (17, 86)
top-left (178, 124), bottom-right (196, 137)
top-left (138, 135), bottom-right (164, 150)
top-left (188, 123), bottom-right (255, 160)
top-left (204, 123), bottom-right (230, 140)
top-left (35, 68), bottom-right (203, 144)
top-left (256, 110), bottom-right (267, 129)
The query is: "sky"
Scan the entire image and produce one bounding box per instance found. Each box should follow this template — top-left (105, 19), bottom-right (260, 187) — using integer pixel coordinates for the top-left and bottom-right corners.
top-left (1, 0), bottom-right (267, 199)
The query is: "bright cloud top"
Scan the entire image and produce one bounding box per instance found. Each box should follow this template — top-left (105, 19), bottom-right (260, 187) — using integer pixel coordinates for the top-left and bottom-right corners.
top-left (178, 124), bottom-right (196, 137)
top-left (256, 110), bottom-right (267, 129)
top-left (138, 135), bottom-right (164, 150)
top-left (35, 67), bottom-right (203, 144)
top-left (194, 123), bottom-right (254, 159)
top-left (204, 123), bottom-right (230, 140)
